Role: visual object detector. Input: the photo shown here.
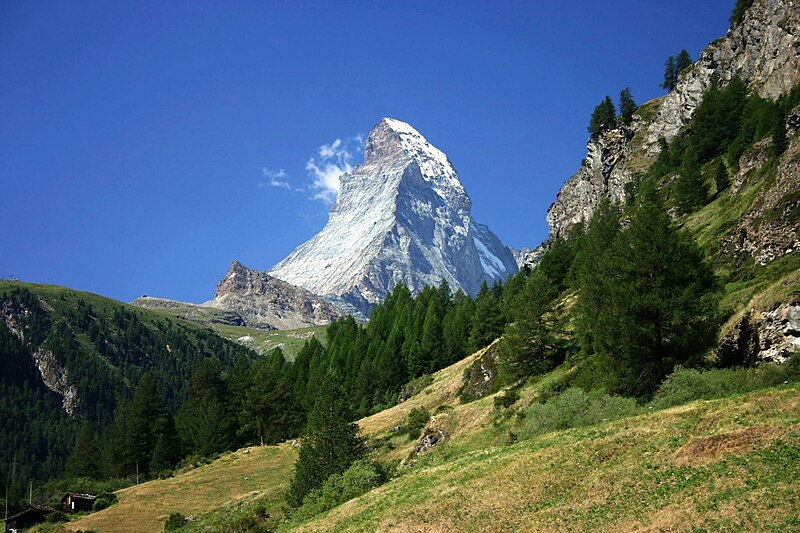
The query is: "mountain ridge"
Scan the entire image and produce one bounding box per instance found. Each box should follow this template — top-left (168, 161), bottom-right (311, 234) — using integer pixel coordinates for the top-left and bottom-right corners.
top-left (268, 117), bottom-right (518, 315)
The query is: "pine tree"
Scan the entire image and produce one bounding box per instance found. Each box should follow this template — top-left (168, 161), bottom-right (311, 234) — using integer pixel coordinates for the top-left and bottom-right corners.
top-left (243, 360), bottom-right (303, 446)
top-left (176, 358), bottom-right (234, 456)
top-left (499, 269), bottom-right (561, 381)
top-left (287, 372), bottom-right (364, 507)
top-left (64, 421), bottom-right (100, 479)
top-left (442, 291), bottom-right (475, 365)
top-left (150, 414), bottom-right (181, 475)
top-left (469, 282), bottom-right (504, 351)
top-left (419, 298), bottom-right (443, 373)
top-left (730, 0), bottom-right (754, 26)
top-left (571, 198), bottom-right (621, 356)
top-left (581, 185), bottom-right (719, 397)
top-left (675, 49), bottom-right (692, 74)
top-left (772, 115), bottom-right (788, 157)
top-left (126, 373), bottom-right (165, 477)
top-left (619, 88), bottom-right (637, 125)
top-left (674, 151), bottom-right (709, 214)
top-left (588, 96), bottom-right (617, 136)
top-left (715, 160), bottom-right (730, 194)
top-left (661, 56), bottom-right (677, 91)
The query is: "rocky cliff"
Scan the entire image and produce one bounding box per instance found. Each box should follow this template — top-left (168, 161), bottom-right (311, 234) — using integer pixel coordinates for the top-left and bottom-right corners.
top-left (539, 0), bottom-right (800, 365)
top-left (544, 0), bottom-right (800, 242)
top-left (269, 118), bottom-right (518, 314)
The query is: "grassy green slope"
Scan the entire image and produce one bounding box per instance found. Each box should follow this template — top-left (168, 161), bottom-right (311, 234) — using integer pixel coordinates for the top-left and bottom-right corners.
top-left (62, 445), bottom-right (296, 533)
top-left (211, 324), bottom-right (328, 361)
top-left (297, 386), bottom-right (800, 532)
top-left (129, 298), bottom-right (328, 359)
top-left (62, 344), bottom-right (800, 532)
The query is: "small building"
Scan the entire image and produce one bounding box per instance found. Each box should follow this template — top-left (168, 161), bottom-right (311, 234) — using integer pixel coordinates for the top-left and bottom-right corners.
top-left (4, 505), bottom-right (54, 533)
top-left (61, 492), bottom-right (97, 513)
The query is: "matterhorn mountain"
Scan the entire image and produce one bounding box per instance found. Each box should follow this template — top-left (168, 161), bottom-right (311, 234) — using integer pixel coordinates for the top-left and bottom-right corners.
top-left (269, 117), bottom-right (518, 314)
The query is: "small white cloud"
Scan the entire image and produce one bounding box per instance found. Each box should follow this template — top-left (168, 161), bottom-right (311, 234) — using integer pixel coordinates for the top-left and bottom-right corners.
top-left (318, 139), bottom-right (342, 159)
top-left (260, 168), bottom-right (290, 189)
top-left (306, 135), bottom-right (363, 203)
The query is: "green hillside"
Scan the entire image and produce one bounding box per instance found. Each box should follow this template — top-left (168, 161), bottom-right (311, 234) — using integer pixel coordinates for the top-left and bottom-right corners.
top-left (0, 281), bottom-right (257, 511)
top-left (57, 347), bottom-right (800, 532)
top-left (129, 298), bottom-right (328, 359)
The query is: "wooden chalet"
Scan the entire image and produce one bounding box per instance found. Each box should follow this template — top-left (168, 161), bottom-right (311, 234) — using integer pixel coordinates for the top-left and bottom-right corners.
top-left (61, 492), bottom-right (97, 513)
top-left (4, 505), bottom-right (54, 533)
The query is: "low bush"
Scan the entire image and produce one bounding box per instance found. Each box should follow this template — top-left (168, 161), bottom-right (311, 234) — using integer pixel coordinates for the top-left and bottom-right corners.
top-left (293, 460), bottom-right (392, 521)
top-left (649, 355), bottom-right (800, 410)
top-left (164, 512), bottom-right (186, 531)
top-left (494, 389), bottom-right (520, 410)
top-left (399, 374), bottom-right (434, 401)
top-left (517, 387), bottom-right (640, 440)
top-left (92, 490), bottom-right (118, 511)
top-left (46, 511), bottom-right (68, 523)
top-left (405, 407), bottom-right (431, 439)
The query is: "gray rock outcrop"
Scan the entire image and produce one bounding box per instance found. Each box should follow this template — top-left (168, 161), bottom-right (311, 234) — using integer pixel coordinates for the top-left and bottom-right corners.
top-left (718, 303), bottom-right (800, 364)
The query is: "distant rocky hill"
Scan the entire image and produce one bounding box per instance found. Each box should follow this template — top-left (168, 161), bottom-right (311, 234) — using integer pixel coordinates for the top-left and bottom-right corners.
top-left (205, 260), bottom-right (348, 329)
top-left (133, 261), bottom-right (348, 330)
top-left (0, 281), bottom-right (255, 490)
top-left (268, 118), bottom-right (518, 315)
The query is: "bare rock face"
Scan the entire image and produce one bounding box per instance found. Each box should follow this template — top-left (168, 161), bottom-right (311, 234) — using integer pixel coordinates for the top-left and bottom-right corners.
top-left (546, 0), bottom-right (800, 240)
top-left (206, 260), bottom-right (348, 329)
top-left (509, 247), bottom-right (532, 269)
top-left (268, 118), bottom-right (517, 315)
top-left (547, 123), bottom-right (638, 239)
top-left (647, 0), bottom-right (800, 149)
top-left (1, 298), bottom-right (77, 415)
top-left (32, 348), bottom-right (78, 415)
top-left (718, 303), bottom-right (800, 364)
top-left (722, 133), bottom-right (800, 264)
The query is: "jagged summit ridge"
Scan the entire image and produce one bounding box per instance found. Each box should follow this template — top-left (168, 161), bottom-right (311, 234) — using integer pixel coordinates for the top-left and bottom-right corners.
top-left (269, 118), bottom-right (517, 313)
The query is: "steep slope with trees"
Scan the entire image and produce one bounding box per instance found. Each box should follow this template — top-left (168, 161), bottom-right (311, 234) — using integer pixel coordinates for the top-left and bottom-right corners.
top-left (0, 281), bottom-right (255, 513)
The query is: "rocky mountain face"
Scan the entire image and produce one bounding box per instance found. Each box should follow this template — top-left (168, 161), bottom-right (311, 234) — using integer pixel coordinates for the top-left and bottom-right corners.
top-left (544, 0), bottom-right (800, 241)
top-left (269, 118), bottom-right (518, 315)
top-left (538, 0), bottom-right (800, 365)
top-left (206, 260), bottom-right (347, 329)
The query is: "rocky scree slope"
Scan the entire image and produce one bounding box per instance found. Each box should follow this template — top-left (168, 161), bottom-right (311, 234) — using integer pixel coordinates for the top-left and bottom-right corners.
top-left (268, 117), bottom-right (517, 315)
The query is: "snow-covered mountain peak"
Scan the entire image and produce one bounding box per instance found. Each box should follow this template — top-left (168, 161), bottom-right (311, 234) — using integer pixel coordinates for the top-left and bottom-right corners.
top-left (269, 118), bottom-right (517, 315)
top-left (365, 117), bottom-right (466, 202)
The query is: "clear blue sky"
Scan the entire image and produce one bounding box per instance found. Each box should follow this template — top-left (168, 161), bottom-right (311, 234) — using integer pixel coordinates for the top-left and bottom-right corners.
top-left (1, 1), bottom-right (734, 303)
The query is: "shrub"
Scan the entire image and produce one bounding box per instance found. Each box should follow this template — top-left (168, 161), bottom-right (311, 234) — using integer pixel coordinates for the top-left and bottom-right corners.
top-left (46, 511), bottom-right (69, 523)
top-left (164, 512), bottom-right (186, 531)
top-left (494, 389), bottom-right (520, 410)
top-left (517, 388), bottom-right (640, 440)
top-left (399, 374), bottom-right (433, 401)
top-left (294, 460), bottom-right (392, 521)
top-left (92, 490), bottom-right (118, 511)
top-left (649, 356), bottom-right (800, 410)
top-left (405, 407), bottom-right (431, 439)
